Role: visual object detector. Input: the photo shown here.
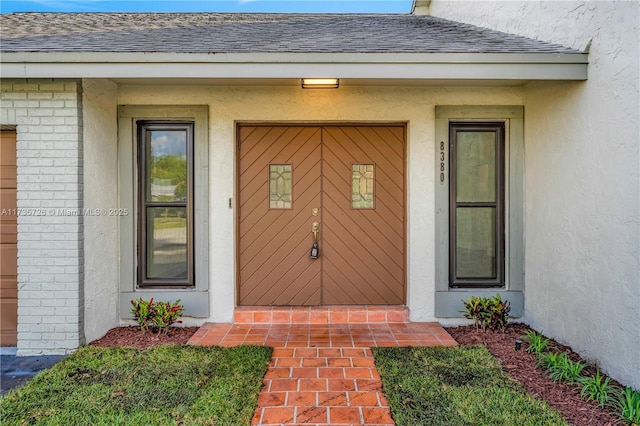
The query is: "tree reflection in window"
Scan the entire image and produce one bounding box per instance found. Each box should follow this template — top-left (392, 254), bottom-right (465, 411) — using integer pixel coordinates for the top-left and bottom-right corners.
top-left (147, 130), bottom-right (187, 202)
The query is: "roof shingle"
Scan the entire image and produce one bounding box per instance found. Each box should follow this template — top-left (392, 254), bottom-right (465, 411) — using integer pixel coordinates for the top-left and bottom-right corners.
top-left (0, 12), bottom-right (579, 54)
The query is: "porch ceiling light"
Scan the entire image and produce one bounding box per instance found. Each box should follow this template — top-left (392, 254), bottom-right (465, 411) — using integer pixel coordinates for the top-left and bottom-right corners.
top-left (301, 78), bottom-right (340, 89)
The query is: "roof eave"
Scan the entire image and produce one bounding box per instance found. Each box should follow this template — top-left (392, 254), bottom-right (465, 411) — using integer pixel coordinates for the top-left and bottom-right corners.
top-left (0, 52), bottom-right (588, 81)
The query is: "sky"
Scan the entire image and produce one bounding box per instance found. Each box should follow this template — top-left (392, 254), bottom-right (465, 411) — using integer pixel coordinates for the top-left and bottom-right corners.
top-left (0, 0), bottom-right (415, 14)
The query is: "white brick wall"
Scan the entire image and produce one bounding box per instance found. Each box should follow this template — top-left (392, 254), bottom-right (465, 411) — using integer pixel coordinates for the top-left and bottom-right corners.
top-left (1, 79), bottom-right (85, 355)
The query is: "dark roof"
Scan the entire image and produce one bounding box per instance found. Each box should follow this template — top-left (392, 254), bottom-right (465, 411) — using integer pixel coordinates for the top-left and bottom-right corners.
top-left (0, 12), bottom-right (579, 54)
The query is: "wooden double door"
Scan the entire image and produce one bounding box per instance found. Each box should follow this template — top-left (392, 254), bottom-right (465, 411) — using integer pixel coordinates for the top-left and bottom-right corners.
top-left (238, 125), bottom-right (405, 305)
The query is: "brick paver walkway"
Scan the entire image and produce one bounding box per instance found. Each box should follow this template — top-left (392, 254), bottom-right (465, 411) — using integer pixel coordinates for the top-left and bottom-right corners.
top-left (254, 347), bottom-right (392, 425)
top-left (188, 306), bottom-right (457, 425)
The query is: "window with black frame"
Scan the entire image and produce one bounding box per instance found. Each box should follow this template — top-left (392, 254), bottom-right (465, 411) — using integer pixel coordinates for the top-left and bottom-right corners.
top-left (449, 123), bottom-right (505, 288)
top-left (137, 121), bottom-right (194, 288)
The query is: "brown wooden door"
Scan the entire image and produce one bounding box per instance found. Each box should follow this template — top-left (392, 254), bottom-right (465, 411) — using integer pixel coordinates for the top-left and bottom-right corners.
top-left (1, 130), bottom-right (18, 345)
top-left (239, 126), bottom-right (323, 305)
top-left (321, 127), bottom-right (405, 304)
top-left (238, 125), bottom-right (405, 305)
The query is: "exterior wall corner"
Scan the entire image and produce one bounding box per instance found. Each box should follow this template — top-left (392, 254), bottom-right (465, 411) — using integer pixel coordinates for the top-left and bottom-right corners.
top-left (82, 78), bottom-right (119, 343)
top-left (1, 78), bottom-right (85, 354)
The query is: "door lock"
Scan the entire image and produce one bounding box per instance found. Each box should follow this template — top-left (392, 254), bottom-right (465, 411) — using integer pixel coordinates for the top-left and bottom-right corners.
top-left (310, 222), bottom-right (320, 259)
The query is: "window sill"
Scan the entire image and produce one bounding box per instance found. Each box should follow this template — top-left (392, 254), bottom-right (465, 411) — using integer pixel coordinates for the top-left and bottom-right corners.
top-left (435, 290), bottom-right (523, 318)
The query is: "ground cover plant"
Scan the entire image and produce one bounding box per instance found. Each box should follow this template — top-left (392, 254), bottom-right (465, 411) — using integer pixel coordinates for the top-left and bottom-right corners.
top-left (522, 329), bottom-right (551, 354)
top-left (616, 386), bottom-right (640, 425)
top-left (580, 370), bottom-right (615, 407)
top-left (536, 351), bottom-right (587, 384)
top-left (523, 329), bottom-right (638, 424)
top-left (373, 345), bottom-right (567, 426)
top-left (0, 344), bottom-right (271, 426)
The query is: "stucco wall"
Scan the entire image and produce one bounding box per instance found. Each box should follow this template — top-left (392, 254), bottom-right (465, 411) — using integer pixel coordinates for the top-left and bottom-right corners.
top-left (82, 79), bottom-right (119, 342)
top-left (429, 1), bottom-right (640, 389)
top-left (117, 84), bottom-right (523, 323)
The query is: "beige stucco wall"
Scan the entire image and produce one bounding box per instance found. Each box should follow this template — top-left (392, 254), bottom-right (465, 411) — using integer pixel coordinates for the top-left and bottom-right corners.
top-left (80, 3), bottom-right (639, 390)
top-left (429, 0), bottom-right (640, 389)
top-left (111, 84), bottom-right (522, 325)
top-left (82, 79), bottom-right (119, 342)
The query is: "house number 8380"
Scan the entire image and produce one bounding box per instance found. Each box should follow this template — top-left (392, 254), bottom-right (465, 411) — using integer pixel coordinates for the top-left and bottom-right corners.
top-left (439, 141), bottom-right (445, 184)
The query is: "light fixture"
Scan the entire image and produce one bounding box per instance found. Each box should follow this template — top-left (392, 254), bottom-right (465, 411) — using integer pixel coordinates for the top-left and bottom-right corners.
top-left (301, 78), bottom-right (340, 89)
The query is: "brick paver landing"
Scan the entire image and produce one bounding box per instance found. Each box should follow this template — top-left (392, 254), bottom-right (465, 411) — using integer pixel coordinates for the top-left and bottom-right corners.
top-left (188, 307), bottom-right (457, 425)
top-left (189, 322), bottom-right (457, 348)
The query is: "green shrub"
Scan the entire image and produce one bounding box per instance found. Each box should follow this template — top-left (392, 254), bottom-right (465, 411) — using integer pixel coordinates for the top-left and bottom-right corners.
top-left (130, 298), bottom-right (184, 333)
top-left (130, 297), bottom-right (154, 331)
top-left (579, 370), bottom-right (615, 407)
top-left (461, 293), bottom-right (511, 332)
top-left (521, 330), bottom-right (551, 354)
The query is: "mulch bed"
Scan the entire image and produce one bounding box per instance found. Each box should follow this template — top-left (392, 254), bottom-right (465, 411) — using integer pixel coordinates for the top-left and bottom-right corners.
top-left (445, 323), bottom-right (623, 426)
top-left (89, 326), bottom-right (199, 350)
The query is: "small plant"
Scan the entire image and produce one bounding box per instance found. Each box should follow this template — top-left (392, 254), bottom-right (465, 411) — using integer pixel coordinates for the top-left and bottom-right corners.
top-left (131, 297), bottom-right (155, 332)
top-left (536, 351), bottom-right (565, 370)
top-left (130, 298), bottom-right (184, 334)
top-left (461, 293), bottom-right (511, 332)
top-left (461, 295), bottom-right (488, 331)
top-left (561, 358), bottom-right (587, 384)
top-left (151, 300), bottom-right (185, 332)
top-left (526, 328), bottom-right (636, 423)
top-left (579, 370), bottom-right (615, 407)
top-left (613, 386), bottom-right (640, 425)
top-left (521, 330), bottom-right (551, 354)
top-left (538, 351), bottom-right (586, 384)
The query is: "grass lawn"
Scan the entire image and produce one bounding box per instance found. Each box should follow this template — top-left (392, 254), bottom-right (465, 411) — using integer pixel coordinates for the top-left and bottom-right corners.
top-left (0, 345), bottom-right (272, 426)
top-left (373, 345), bottom-right (568, 426)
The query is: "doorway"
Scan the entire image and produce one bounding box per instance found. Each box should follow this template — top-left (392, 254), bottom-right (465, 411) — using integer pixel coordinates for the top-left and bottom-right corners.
top-left (238, 125), bottom-right (405, 305)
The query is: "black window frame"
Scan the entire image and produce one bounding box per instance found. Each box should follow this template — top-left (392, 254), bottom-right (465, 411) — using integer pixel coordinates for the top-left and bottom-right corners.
top-left (137, 120), bottom-right (195, 288)
top-left (449, 122), bottom-right (505, 288)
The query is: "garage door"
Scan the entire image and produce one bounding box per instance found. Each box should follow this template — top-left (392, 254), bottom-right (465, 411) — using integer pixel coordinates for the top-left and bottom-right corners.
top-left (238, 125), bottom-right (405, 305)
top-left (1, 130), bottom-right (17, 345)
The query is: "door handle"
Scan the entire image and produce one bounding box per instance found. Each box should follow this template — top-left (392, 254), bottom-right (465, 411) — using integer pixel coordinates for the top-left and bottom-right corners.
top-left (310, 222), bottom-right (320, 259)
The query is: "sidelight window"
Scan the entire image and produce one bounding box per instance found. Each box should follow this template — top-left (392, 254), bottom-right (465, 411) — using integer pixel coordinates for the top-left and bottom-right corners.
top-left (449, 123), bottom-right (505, 287)
top-left (137, 121), bottom-right (194, 288)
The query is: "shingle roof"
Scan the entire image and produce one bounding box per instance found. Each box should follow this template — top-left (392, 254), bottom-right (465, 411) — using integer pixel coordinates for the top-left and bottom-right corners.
top-left (0, 12), bottom-right (579, 54)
